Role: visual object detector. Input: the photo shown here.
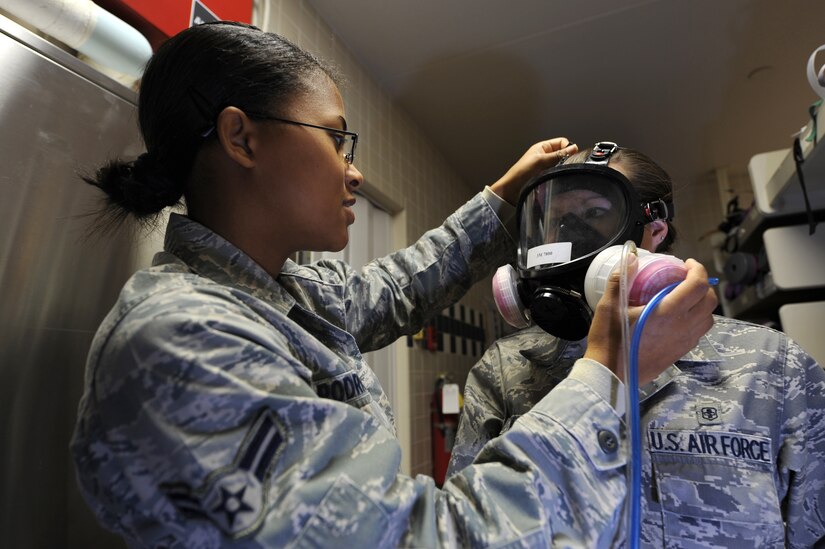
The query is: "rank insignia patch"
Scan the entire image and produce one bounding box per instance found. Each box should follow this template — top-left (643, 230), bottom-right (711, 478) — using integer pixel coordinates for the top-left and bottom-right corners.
top-left (162, 409), bottom-right (285, 538)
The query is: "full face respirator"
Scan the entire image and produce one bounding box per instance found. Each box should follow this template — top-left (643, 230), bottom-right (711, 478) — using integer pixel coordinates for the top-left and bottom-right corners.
top-left (493, 142), bottom-right (676, 341)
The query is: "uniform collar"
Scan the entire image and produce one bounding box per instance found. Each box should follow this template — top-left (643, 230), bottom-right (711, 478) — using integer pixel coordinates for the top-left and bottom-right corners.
top-left (519, 333), bottom-right (586, 366)
top-left (678, 333), bottom-right (724, 364)
top-left (522, 327), bottom-right (724, 398)
top-left (157, 213), bottom-right (296, 314)
top-left (640, 333), bottom-right (724, 400)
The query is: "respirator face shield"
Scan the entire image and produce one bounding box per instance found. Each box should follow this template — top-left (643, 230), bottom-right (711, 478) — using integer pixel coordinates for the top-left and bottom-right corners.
top-left (511, 163), bottom-right (647, 341)
top-left (493, 143), bottom-right (672, 341)
top-left (516, 165), bottom-right (642, 278)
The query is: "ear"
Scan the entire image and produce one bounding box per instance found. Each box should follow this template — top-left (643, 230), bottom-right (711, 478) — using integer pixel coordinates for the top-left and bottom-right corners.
top-left (647, 219), bottom-right (669, 245)
top-left (214, 106), bottom-right (258, 169)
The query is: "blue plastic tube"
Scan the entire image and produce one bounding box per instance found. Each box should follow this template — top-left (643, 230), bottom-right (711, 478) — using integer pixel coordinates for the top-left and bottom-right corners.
top-left (627, 281), bottom-right (681, 548)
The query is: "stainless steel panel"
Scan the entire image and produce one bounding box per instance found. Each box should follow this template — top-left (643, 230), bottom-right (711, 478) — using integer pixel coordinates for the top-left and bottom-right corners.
top-left (0, 14), bottom-right (146, 548)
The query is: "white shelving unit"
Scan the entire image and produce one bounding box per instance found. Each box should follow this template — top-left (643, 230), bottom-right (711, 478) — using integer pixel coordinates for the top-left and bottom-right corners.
top-left (717, 109), bottom-right (825, 362)
top-left (722, 107), bottom-right (825, 257)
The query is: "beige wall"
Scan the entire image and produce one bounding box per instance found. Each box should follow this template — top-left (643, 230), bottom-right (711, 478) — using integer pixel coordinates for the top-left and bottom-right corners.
top-left (671, 168), bottom-right (753, 279)
top-left (259, 0), bottom-right (496, 477)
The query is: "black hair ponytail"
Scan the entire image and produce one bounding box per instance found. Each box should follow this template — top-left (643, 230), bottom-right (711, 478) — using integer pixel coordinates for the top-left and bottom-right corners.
top-left (82, 152), bottom-right (183, 232)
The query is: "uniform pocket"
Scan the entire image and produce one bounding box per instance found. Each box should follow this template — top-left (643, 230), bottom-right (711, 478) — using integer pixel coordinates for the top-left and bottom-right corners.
top-left (291, 476), bottom-right (390, 548)
top-left (649, 429), bottom-right (784, 548)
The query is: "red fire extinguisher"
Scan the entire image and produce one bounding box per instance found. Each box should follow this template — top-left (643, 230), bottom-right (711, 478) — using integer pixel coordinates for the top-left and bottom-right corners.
top-left (431, 375), bottom-right (462, 487)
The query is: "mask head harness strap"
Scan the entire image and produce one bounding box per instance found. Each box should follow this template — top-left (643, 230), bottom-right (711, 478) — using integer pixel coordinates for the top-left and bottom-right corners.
top-left (587, 141), bottom-right (619, 165)
top-left (643, 199), bottom-right (673, 222)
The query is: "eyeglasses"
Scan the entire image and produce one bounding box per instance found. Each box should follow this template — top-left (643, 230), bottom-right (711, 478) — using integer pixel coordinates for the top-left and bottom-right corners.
top-left (245, 111), bottom-right (358, 165)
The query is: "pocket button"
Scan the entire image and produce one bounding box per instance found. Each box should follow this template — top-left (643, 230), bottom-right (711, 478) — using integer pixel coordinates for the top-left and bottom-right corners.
top-left (598, 429), bottom-right (618, 453)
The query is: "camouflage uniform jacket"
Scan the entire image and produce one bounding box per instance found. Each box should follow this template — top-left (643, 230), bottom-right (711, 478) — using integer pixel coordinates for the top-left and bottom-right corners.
top-left (448, 319), bottom-right (825, 547)
top-left (72, 192), bottom-right (631, 549)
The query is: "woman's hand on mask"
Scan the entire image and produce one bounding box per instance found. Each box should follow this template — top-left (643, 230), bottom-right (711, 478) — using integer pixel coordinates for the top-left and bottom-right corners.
top-left (489, 138), bottom-right (578, 205)
top-left (584, 258), bottom-right (717, 385)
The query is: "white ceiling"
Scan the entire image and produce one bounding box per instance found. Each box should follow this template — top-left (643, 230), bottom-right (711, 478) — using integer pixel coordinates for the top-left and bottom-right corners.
top-left (306, 0), bottom-right (825, 200)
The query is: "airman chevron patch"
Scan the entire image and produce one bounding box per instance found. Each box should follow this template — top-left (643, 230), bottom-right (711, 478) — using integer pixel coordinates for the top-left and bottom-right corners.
top-left (162, 409), bottom-right (285, 538)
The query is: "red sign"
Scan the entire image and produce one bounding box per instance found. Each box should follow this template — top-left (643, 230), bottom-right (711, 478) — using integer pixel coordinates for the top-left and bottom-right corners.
top-left (93, 0), bottom-right (254, 50)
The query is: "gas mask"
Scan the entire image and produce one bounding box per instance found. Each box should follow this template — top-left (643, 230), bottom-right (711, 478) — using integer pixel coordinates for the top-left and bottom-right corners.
top-left (493, 142), bottom-right (673, 341)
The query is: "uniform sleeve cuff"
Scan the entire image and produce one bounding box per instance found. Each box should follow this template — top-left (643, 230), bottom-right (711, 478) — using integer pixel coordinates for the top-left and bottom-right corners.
top-left (482, 186), bottom-right (517, 236)
top-left (567, 358), bottom-right (626, 416)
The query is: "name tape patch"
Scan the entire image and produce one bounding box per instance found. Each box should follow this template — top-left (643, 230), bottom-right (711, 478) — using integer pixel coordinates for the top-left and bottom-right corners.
top-left (648, 429), bottom-right (772, 464)
top-left (314, 371), bottom-right (368, 404)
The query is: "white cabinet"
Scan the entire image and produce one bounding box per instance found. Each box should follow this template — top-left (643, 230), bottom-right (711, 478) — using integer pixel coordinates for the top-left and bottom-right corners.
top-left (779, 301), bottom-right (825, 365)
top-left (763, 225), bottom-right (825, 290)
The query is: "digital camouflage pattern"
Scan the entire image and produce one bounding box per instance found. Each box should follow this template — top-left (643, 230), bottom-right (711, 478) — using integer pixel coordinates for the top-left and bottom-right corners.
top-left (449, 319), bottom-right (825, 548)
top-left (72, 192), bottom-right (631, 548)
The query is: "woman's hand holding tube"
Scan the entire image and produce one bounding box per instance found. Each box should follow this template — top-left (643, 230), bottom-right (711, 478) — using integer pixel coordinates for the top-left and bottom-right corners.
top-left (489, 138), bottom-right (578, 205)
top-left (584, 258), bottom-right (717, 385)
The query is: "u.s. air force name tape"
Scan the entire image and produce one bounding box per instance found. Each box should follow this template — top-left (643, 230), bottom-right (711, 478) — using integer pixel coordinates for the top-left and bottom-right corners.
top-left (648, 429), bottom-right (772, 464)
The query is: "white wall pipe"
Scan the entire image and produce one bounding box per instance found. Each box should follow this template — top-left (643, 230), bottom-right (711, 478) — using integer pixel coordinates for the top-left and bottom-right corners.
top-left (0, 0), bottom-right (152, 78)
